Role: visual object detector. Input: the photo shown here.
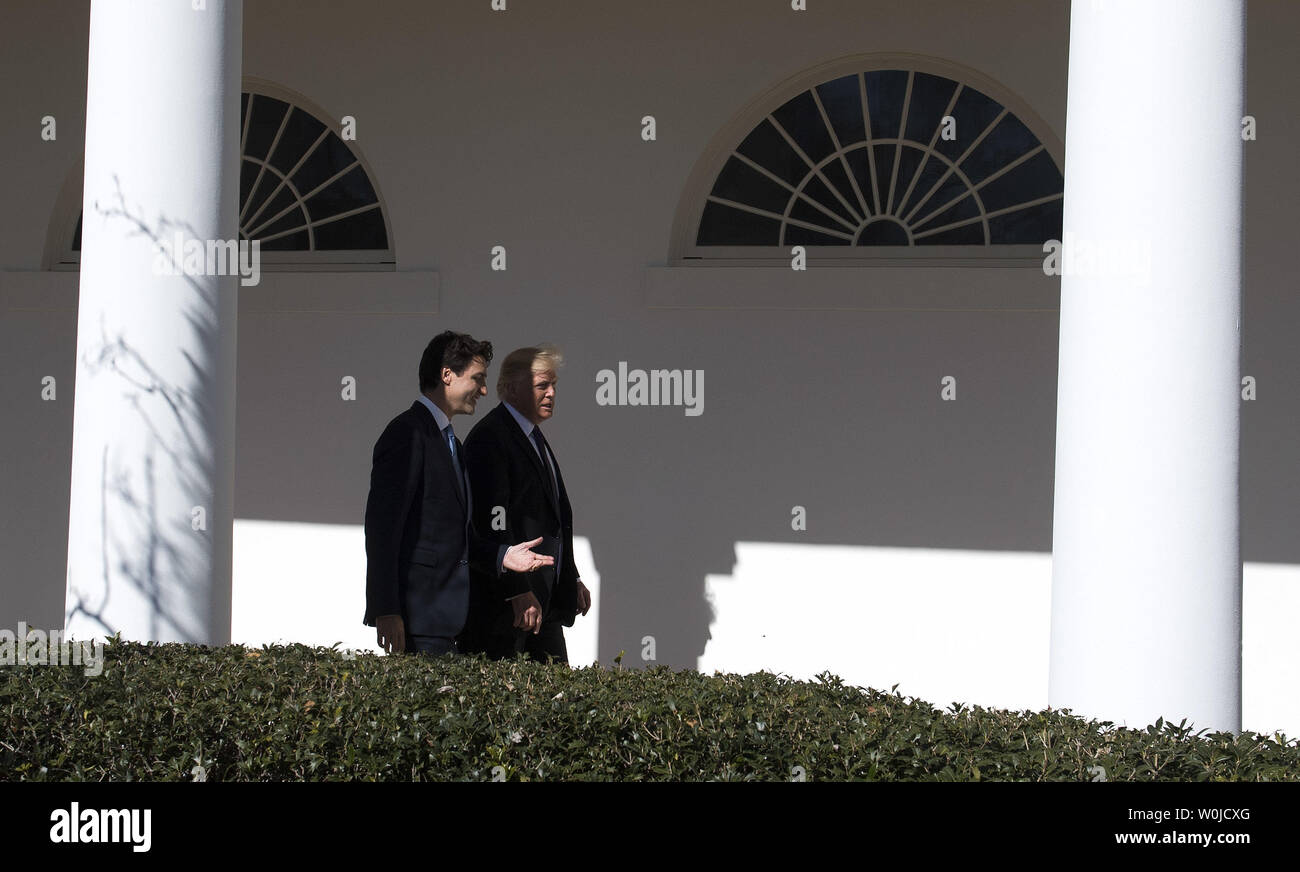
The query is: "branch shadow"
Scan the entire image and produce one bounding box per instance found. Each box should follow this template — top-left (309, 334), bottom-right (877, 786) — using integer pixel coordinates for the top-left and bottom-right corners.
top-left (66, 177), bottom-right (229, 642)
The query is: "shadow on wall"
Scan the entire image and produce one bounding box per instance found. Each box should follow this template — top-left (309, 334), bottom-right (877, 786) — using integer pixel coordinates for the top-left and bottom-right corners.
top-left (65, 179), bottom-right (222, 642)
top-left (227, 302), bottom-right (1063, 674)
top-left (557, 313), bottom-right (1061, 675)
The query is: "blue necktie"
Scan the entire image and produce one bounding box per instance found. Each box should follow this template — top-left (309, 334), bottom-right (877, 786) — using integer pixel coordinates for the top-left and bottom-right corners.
top-left (444, 425), bottom-right (466, 501)
top-left (444, 426), bottom-right (471, 566)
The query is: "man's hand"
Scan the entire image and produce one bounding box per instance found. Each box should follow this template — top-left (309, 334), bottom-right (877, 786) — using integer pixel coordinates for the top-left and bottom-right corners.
top-left (502, 537), bottom-right (555, 574)
top-left (376, 614), bottom-right (405, 654)
top-left (576, 579), bottom-right (592, 616)
top-left (509, 591), bottom-right (543, 634)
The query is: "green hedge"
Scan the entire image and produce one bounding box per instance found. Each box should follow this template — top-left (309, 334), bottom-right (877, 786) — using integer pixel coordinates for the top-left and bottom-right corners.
top-left (2, 640), bottom-right (1296, 781)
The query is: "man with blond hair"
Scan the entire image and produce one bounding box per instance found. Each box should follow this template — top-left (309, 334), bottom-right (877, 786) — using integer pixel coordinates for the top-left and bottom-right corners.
top-left (460, 345), bottom-right (591, 662)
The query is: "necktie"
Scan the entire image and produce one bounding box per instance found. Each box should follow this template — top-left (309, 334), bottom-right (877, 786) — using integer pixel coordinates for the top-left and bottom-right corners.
top-left (444, 425), bottom-right (466, 500)
top-left (531, 427), bottom-right (558, 502)
top-left (530, 426), bottom-right (561, 597)
top-left (444, 426), bottom-right (471, 564)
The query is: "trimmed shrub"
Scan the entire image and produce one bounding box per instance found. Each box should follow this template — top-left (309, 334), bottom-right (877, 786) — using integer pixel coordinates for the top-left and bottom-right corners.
top-left (2, 640), bottom-right (1296, 781)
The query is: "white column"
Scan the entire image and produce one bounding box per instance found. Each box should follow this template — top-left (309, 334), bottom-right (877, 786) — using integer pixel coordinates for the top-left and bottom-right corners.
top-left (66, 0), bottom-right (242, 644)
top-left (1049, 0), bottom-right (1244, 730)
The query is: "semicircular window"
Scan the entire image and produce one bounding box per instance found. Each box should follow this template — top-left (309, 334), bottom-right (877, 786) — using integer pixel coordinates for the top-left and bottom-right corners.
top-left (238, 91), bottom-right (388, 252)
top-left (71, 90), bottom-right (390, 259)
top-left (697, 69), bottom-right (1063, 248)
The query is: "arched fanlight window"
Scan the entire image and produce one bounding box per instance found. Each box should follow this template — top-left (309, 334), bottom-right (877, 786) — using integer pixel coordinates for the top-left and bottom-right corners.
top-left (674, 58), bottom-right (1064, 261)
top-left (55, 83), bottom-right (393, 268)
top-left (237, 90), bottom-right (388, 252)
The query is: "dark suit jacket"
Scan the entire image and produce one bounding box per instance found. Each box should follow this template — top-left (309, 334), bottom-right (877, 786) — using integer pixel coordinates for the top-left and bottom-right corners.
top-left (461, 402), bottom-right (580, 644)
top-left (363, 401), bottom-right (503, 639)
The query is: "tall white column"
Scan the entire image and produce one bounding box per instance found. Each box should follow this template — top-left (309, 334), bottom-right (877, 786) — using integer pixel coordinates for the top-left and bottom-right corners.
top-left (66, 0), bottom-right (242, 644)
top-left (1049, 0), bottom-right (1244, 730)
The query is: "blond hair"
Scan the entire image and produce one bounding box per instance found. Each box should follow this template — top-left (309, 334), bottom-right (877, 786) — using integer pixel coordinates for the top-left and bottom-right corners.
top-left (497, 345), bottom-right (563, 399)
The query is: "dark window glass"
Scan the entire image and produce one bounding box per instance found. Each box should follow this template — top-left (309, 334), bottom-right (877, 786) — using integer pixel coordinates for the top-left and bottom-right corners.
top-left (800, 174), bottom-right (858, 227)
top-left (244, 95), bottom-right (289, 162)
top-left (258, 205), bottom-right (309, 241)
top-left (902, 155), bottom-right (967, 220)
top-left (788, 196), bottom-right (849, 235)
top-left (72, 91), bottom-right (389, 255)
top-left (932, 86), bottom-right (1003, 164)
top-left (736, 119), bottom-right (807, 189)
top-left (260, 229), bottom-right (311, 251)
top-left (239, 160), bottom-right (260, 210)
top-left (871, 144), bottom-right (896, 209)
top-left (989, 199), bottom-right (1063, 244)
top-left (864, 70), bottom-right (909, 140)
top-left (977, 149), bottom-right (1063, 213)
top-left (815, 75), bottom-right (866, 146)
top-left (785, 224), bottom-right (848, 246)
top-left (304, 164), bottom-right (379, 225)
top-left (696, 68), bottom-right (1062, 250)
top-left (242, 170), bottom-right (279, 221)
top-left (247, 183), bottom-right (299, 234)
top-left (771, 90), bottom-right (836, 164)
top-left (960, 114), bottom-right (1041, 187)
top-left (844, 147), bottom-right (877, 213)
top-left (915, 223), bottom-right (985, 245)
top-left (267, 108), bottom-right (326, 176)
top-left (711, 156), bottom-right (791, 214)
top-left (913, 194), bottom-right (981, 237)
top-left (292, 133), bottom-right (357, 196)
top-left (886, 145), bottom-right (927, 214)
top-left (818, 160), bottom-right (863, 217)
top-left (903, 73), bottom-right (959, 144)
top-left (857, 219), bottom-right (910, 246)
top-left (313, 208), bottom-right (388, 250)
top-left (696, 201), bottom-right (780, 245)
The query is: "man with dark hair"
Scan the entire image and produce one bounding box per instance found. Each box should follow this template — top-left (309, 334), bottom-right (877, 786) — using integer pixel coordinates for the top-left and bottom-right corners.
top-left (363, 330), bottom-right (554, 656)
top-left (460, 345), bottom-right (591, 664)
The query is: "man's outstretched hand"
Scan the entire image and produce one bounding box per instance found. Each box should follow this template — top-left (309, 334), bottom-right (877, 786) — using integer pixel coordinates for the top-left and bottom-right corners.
top-left (376, 614), bottom-right (405, 654)
top-left (502, 537), bottom-right (555, 574)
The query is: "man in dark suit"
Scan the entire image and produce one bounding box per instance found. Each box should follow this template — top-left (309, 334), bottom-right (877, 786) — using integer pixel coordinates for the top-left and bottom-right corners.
top-left (363, 331), bottom-right (554, 656)
top-left (460, 345), bottom-right (591, 663)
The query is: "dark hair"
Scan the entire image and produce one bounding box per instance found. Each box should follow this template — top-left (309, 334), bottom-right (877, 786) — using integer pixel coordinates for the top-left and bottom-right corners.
top-left (419, 331), bottom-right (493, 392)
